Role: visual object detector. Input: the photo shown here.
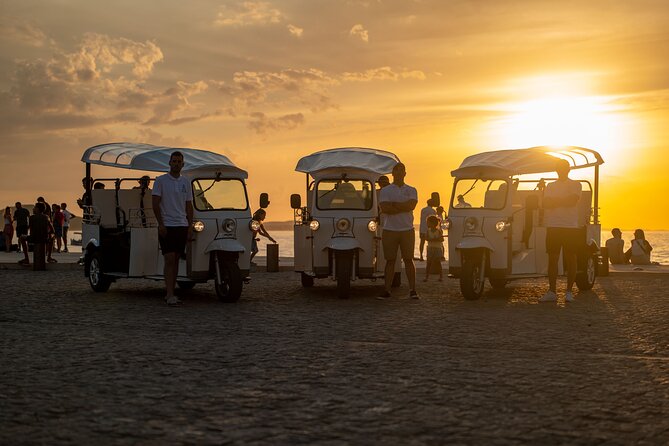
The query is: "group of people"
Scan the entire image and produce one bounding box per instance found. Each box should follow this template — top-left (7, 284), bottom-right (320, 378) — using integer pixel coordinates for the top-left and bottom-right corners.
top-left (605, 228), bottom-right (654, 265)
top-left (3, 199), bottom-right (77, 268)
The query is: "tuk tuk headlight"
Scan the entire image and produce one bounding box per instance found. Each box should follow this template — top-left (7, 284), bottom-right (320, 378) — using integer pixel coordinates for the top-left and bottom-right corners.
top-left (222, 218), bottom-right (236, 233)
top-left (495, 220), bottom-right (510, 232)
top-left (336, 218), bottom-right (351, 232)
top-left (309, 220), bottom-right (320, 231)
top-left (193, 220), bottom-right (205, 232)
top-left (249, 220), bottom-right (261, 231)
top-left (367, 220), bottom-right (378, 232)
top-left (465, 217), bottom-right (478, 231)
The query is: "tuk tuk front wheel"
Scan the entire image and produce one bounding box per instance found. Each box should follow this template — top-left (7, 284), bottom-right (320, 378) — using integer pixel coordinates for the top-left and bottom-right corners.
top-left (88, 251), bottom-right (111, 292)
top-left (215, 255), bottom-right (243, 302)
top-left (335, 250), bottom-right (353, 299)
top-left (460, 249), bottom-right (486, 300)
top-left (575, 254), bottom-right (597, 291)
top-left (300, 272), bottom-right (314, 287)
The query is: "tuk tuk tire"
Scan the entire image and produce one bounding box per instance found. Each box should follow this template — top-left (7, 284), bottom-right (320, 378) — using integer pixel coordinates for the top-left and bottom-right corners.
top-left (300, 273), bottom-right (314, 288)
top-left (88, 251), bottom-right (112, 292)
top-left (460, 249), bottom-right (486, 300)
top-left (489, 278), bottom-right (507, 290)
top-left (177, 281), bottom-right (196, 290)
top-left (575, 254), bottom-right (597, 291)
top-left (335, 250), bottom-right (353, 299)
top-left (391, 272), bottom-right (402, 288)
top-left (215, 259), bottom-right (243, 303)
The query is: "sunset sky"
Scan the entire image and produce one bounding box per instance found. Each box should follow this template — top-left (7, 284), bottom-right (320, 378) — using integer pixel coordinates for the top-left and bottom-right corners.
top-left (2, 0), bottom-right (669, 229)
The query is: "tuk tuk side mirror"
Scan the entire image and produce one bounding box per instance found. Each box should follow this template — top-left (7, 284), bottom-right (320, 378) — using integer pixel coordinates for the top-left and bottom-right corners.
top-left (290, 194), bottom-right (302, 209)
top-left (259, 193), bottom-right (270, 208)
top-left (431, 192), bottom-right (440, 207)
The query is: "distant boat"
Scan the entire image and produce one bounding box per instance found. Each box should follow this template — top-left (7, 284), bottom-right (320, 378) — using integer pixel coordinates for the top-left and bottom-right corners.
top-left (70, 231), bottom-right (82, 246)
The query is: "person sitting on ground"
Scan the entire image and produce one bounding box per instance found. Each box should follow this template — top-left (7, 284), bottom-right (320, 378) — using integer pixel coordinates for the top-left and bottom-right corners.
top-left (250, 208), bottom-right (276, 265)
top-left (625, 229), bottom-right (653, 265)
top-left (605, 228), bottom-right (627, 264)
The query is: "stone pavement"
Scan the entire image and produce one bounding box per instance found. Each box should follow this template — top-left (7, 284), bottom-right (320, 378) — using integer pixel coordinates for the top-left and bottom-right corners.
top-left (1, 269), bottom-right (668, 444)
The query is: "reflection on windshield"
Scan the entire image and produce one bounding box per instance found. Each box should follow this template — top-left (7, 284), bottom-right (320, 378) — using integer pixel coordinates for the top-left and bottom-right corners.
top-left (317, 179), bottom-right (373, 210)
top-left (192, 179), bottom-right (248, 211)
top-left (452, 179), bottom-right (508, 209)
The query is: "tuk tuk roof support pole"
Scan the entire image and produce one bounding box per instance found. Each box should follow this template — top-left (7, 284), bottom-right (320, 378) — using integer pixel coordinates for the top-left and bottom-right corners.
top-left (85, 162), bottom-right (91, 198)
top-left (593, 164), bottom-right (600, 225)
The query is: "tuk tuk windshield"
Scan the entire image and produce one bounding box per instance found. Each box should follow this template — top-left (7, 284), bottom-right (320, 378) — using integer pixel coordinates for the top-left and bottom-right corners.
top-left (192, 178), bottom-right (248, 211)
top-left (316, 179), bottom-right (373, 210)
top-left (452, 179), bottom-right (509, 209)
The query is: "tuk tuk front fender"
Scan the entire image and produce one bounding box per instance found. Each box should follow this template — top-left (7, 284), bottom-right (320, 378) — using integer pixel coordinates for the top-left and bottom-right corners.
top-left (323, 238), bottom-right (362, 252)
top-left (205, 238), bottom-right (246, 254)
top-left (456, 237), bottom-right (494, 252)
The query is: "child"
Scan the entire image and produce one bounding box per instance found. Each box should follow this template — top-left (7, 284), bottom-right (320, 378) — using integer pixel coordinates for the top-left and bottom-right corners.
top-left (424, 214), bottom-right (444, 281)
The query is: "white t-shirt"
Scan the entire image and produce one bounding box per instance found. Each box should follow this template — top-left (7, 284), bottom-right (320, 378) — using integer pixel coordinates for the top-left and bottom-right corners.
top-left (543, 178), bottom-right (582, 228)
top-left (379, 183), bottom-right (418, 231)
top-left (419, 205), bottom-right (436, 234)
top-left (62, 209), bottom-right (73, 227)
top-left (152, 173), bottom-right (193, 227)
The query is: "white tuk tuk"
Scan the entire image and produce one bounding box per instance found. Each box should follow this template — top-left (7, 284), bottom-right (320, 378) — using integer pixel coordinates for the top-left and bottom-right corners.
top-left (290, 147), bottom-right (402, 298)
top-left (446, 146), bottom-right (604, 299)
top-left (81, 142), bottom-right (269, 302)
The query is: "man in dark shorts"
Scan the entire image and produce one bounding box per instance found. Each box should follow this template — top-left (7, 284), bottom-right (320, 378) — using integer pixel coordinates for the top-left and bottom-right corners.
top-left (152, 151), bottom-right (193, 306)
top-left (540, 159), bottom-right (582, 303)
top-left (13, 202), bottom-right (30, 253)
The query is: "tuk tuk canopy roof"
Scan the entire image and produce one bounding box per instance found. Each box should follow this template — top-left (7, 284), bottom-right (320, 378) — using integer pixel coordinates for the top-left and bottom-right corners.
top-left (295, 147), bottom-right (399, 175)
top-left (451, 146), bottom-right (603, 178)
top-left (81, 142), bottom-right (248, 178)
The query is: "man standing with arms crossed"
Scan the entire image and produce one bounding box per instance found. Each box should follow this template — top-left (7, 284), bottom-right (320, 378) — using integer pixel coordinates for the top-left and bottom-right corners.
top-left (153, 151), bottom-right (193, 306)
top-left (378, 162), bottom-right (419, 299)
top-left (540, 159), bottom-right (582, 303)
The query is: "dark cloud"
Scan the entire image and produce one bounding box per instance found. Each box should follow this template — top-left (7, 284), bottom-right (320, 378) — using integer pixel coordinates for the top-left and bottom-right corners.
top-left (247, 112), bottom-right (305, 134)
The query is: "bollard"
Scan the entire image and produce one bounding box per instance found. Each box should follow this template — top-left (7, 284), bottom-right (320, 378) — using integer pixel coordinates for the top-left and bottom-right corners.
top-left (598, 247), bottom-right (609, 276)
top-left (267, 243), bottom-right (279, 272)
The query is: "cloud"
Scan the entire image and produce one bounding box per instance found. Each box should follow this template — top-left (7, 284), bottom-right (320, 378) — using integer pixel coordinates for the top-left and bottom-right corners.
top-left (349, 24), bottom-right (369, 43)
top-left (215, 1), bottom-right (284, 27)
top-left (247, 112), bottom-right (305, 134)
top-left (144, 81), bottom-right (209, 125)
top-left (342, 66), bottom-right (426, 82)
top-left (287, 24), bottom-right (303, 38)
top-left (0, 19), bottom-right (53, 47)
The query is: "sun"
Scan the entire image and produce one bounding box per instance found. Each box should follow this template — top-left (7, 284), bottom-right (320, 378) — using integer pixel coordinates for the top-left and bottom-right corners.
top-left (484, 95), bottom-right (629, 168)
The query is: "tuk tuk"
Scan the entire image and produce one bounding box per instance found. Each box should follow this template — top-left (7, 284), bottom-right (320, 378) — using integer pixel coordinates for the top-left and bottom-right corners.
top-left (446, 146), bottom-right (603, 299)
top-left (290, 147), bottom-right (402, 298)
top-left (80, 142), bottom-right (268, 302)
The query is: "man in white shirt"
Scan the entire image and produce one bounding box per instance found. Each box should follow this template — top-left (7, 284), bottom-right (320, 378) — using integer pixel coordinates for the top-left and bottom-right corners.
top-left (378, 162), bottom-right (419, 299)
top-left (540, 159), bottom-right (582, 303)
top-left (152, 151), bottom-right (194, 306)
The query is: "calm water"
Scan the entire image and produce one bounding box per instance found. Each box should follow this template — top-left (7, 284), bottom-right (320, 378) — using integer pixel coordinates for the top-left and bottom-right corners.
top-left (257, 229), bottom-right (669, 264)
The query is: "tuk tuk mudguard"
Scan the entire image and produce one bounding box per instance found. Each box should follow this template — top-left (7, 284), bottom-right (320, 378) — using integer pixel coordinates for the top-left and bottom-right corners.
top-left (204, 238), bottom-right (246, 254)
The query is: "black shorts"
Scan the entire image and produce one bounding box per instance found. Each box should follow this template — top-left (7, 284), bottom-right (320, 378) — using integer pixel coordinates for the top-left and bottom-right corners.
top-left (382, 229), bottom-right (415, 261)
top-left (16, 225), bottom-right (28, 237)
top-left (159, 226), bottom-right (188, 255)
top-left (546, 227), bottom-right (582, 255)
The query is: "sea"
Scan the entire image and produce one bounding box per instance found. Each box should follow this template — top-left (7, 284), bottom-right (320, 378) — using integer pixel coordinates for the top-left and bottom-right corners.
top-left (67, 227), bottom-right (669, 264)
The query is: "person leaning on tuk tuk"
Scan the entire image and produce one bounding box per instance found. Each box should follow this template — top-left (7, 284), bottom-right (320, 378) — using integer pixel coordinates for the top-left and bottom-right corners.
top-left (152, 151), bottom-right (194, 306)
top-left (377, 162), bottom-right (419, 300)
top-left (539, 159), bottom-right (582, 303)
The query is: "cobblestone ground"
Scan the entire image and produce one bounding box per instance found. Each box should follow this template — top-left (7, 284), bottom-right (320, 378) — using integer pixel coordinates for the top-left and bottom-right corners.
top-left (1, 269), bottom-right (668, 445)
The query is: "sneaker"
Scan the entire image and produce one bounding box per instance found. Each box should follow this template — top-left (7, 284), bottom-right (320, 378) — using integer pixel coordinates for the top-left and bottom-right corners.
top-left (409, 290), bottom-right (420, 299)
top-left (63, 248), bottom-right (68, 253)
top-left (377, 291), bottom-right (391, 300)
top-left (165, 296), bottom-right (182, 306)
top-left (539, 290), bottom-right (557, 302)
top-left (565, 291), bottom-right (575, 302)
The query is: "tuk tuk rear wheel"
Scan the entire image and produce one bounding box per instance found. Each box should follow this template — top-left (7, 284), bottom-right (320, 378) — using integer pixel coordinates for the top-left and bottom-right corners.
top-left (88, 252), bottom-right (111, 292)
top-left (215, 257), bottom-right (243, 302)
top-left (335, 250), bottom-right (353, 299)
top-left (575, 254), bottom-right (597, 291)
top-left (460, 249), bottom-right (486, 300)
top-left (300, 272), bottom-right (314, 287)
